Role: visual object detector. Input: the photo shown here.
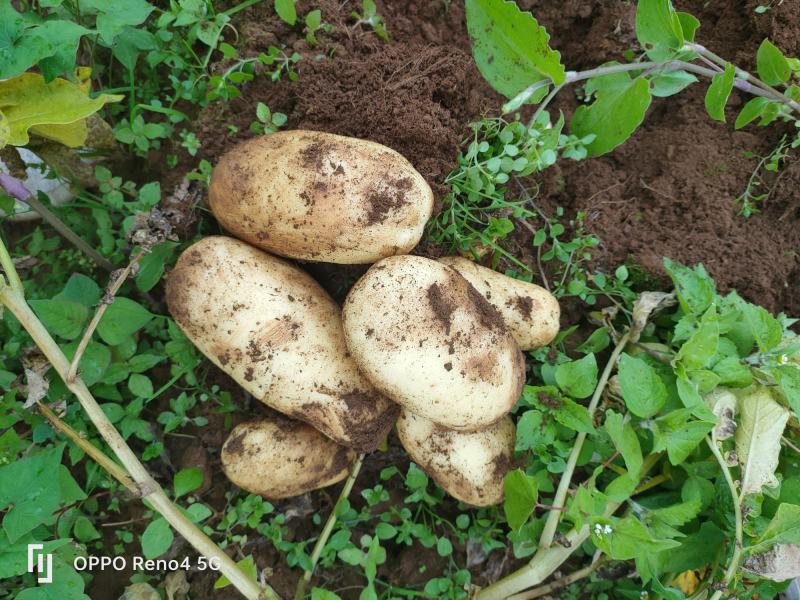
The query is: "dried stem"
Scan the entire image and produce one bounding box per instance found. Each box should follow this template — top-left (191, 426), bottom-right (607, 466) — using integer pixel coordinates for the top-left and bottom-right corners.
top-left (67, 250), bottom-right (146, 383)
top-left (0, 241), bottom-right (277, 600)
top-left (507, 560), bottom-right (602, 600)
top-left (294, 454), bottom-right (365, 600)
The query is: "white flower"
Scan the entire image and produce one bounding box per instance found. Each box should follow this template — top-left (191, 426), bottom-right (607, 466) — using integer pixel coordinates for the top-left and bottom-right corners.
top-left (779, 354), bottom-right (789, 365)
top-left (603, 524), bottom-right (613, 535)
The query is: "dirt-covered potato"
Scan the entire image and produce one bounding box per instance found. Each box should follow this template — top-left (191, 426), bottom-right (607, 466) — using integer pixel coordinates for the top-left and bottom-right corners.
top-left (208, 130), bottom-right (434, 264)
top-left (221, 416), bottom-right (356, 499)
top-left (166, 236), bottom-right (398, 451)
top-left (396, 410), bottom-right (514, 506)
top-left (438, 256), bottom-right (560, 351)
top-left (342, 255), bottom-right (525, 430)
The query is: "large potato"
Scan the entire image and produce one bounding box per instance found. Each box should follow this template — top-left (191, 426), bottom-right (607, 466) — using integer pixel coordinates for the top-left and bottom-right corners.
top-left (342, 255), bottom-right (525, 430)
top-left (208, 130), bottom-right (434, 264)
top-left (166, 236), bottom-right (398, 451)
top-left (221, 416), bottom-right (356, 499)
top-left (438, 257), bottom-right (560, 350)
top-left (396, 410), bottom-right (515, 506)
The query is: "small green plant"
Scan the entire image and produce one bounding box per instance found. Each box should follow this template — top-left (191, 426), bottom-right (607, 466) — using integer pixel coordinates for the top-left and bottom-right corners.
top-left (352, 0), bottom-right (389, 41)
top-left (250, 103), bottom-right (289, 135)
top-left (304, 9), bottom-right (331, 45)
top-left (736, 134), bottom-right (794, 216)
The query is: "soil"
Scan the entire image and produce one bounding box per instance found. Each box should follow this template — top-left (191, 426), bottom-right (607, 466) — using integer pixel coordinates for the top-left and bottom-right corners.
top-left (132, 0), bottom-right (800, 598)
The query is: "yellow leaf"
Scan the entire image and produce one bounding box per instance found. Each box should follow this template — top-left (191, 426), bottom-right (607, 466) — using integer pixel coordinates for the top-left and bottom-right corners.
top-left (0, 110), bottom-right (9, 147)
top-left (0, 72), bottom-right (122, 149)
top-left (675, 570), bottom-right (700, 594)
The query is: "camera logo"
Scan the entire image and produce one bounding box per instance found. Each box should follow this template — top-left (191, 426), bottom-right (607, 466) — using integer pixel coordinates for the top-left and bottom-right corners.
top-left (27, 544), bottom-right (53, 584)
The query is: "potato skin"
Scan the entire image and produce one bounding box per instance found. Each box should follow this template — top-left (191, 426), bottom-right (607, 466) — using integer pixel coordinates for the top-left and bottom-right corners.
top-left (208, 130), bottom-right (434, 264)
top-left (342, 255), bottom-right (525, 430)
top-left (397, 410), bottom-right (515, 506)
top-left (221, 416), bottom-right (356, 499)
top-left (438, 257), bottom-right (560, 351)
top-left (165, 236), bottom-right (398, 451)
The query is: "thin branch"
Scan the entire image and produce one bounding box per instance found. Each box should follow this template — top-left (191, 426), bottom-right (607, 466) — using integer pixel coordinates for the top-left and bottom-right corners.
top-left (0, 173), bottom-right (114, 272)
top-left (294, 454), bottom-right (365, 600)
top-left (782, 435), bottom-right (800, 456)
top-left (507, 560), bottom-right (603, 600)
top-left (539, 331), bottom-right (631, 549)
top-left (67, 250), bottom-right (146, 382)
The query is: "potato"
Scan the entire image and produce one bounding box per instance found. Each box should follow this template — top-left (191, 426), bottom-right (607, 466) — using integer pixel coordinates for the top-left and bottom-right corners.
top-left (208, 130), bottom-right (434, 264)
top-left (342, 255), bottom-right (525, 430)
top-left (221, 416), bottom-right (356, 499)
top-left (166, 236), bottom-right (398, 451)
top-left (438, 256), bottom-right (560, 350)
top-left (396, 410), bottom-right (514, 506)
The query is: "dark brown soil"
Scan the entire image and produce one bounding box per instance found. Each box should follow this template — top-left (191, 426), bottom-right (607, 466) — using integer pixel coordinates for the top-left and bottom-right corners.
top-left (188, 0), bottom-right (800, 315)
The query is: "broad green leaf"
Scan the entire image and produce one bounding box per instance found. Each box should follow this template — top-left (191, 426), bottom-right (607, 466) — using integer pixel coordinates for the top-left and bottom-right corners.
top-left (215, 555), bottom-right (258, 590)
top-left (735, 97), bottom-right (774, 129)
top-left (604, 410), bottom-right (643, 477)
top-left (774, 365), bottom-right (800, 420)
top-left (756, 39), bottom-right (791, 85)
top-left (97, 298), bottom-right (154, 345)
top-left (650, 498), bottom-right (702, 528)
top-left (754, 503), bottom-right (800, 550)
top-left (704, 62), bottom-right (735, 122)
top-left (675, 11), bottom-right (700, 42)
top-left (62, 341), bottom-right (111, 387)
top-left (136, 241), bottom-right (178, 292)
top-left (590, 515), bottom-right (680, 560)
top-left (15, 555), bottom-right (90, 600)
top-left (656, 521), bottom-right (725, 574)
top-left (571, 75), bottom-right (652, 156)
top-left (653, 408), bottom-right (714, 464)
top-left (618, 353), bottom-right (667, 418)
top-left (0, 534), bottom-right (71, 579)
top-left (736, 387), bottom-right (789, 496)
top-left (0, 73), bottom-right (121, 148)
top-left (712, 355), bottom-right (753, 388)
top-left (140, 517), bottom-right (173, 558)
top-left (127, 373), bottom-right (153, 398)
top-left (503, 470), bottom-right (538, 530)
top-left (465, 0), bottom-right (566, 106)
top-left (174, 467), bottom-right (204, 499)
top-left (674, 305), bottom-right (718, 371)
top-left (312, 589), bottom-right (343, 600)
top-left (551, 397), bottom-right (595, 434)
top-left (649, 70), bottom-right (697, 97)
top-left (29, 299), bottom-right (89, 340)
top-left (54, 273), bottom-right (102, 307)
top-left (73, 515), bottom-right (101, 542)
top-left (636, 0), bottom-right (683, 61)
top-left (555, 354), bottom-right (598, 399)
top-left (742, 302), bottom-right (782, 352)
top-left (274, 0), bottom-right (297, 25)
top-left (663, 259), bottom-right (715, 316)
top-left (82, 0), bottom-right (154, 44)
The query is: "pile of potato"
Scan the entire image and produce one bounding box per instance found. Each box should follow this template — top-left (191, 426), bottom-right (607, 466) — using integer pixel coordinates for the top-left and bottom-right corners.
top-left (166, 130), bottom-right (560, 506)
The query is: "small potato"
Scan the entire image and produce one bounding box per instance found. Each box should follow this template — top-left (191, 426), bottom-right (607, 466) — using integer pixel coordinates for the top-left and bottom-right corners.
top-left (342, 255), bottom-right (525, 430)
top-left (438, 256), bottom-right (560, 350)
top-left (396, 410), bottom-right (515, 506)
top-left (209, 130), bottom-right (434, 264)
top-left (221, 416), bottom-right (356, 499)
top-left (166, 236), bottom-right (398, 451)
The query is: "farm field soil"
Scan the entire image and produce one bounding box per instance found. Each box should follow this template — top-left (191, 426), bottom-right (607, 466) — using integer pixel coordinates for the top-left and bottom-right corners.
top-left (127, 1), bottom-right (800, 599)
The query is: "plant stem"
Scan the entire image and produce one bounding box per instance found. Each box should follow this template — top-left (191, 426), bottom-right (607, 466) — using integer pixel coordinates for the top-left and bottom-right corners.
top-left (507, 560), bottom-right (602, 600)
top-left (477, 453), bottom-right (660, 599)
top-left (539, 330), bottom-right (631, 549)
top-left (67, 250), bottom-right (145, 382)
top-left (705, 437), bottom-right (743, 600)
top-left (0, 173), bottom-right (114, 272)
top-left (294, 454), bottom-right (365, 600)
top-left (0, 263), bottom-right (277, 600)
top-left (37, 402), bottom-right (139, 494)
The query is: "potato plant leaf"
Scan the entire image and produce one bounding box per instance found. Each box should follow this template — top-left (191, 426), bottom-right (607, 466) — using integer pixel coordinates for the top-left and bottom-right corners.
top-left (652, 408), bottom-right (714, 464)
top-left (741, 302), bottom-right (782, 352)
top-left (663, 259), bottom-right (715, 317)
top-left (0, 73), bottom-right (122, 148)
top-left (774, 365), bottom-right (800, 420)
top-left (503, 469), bottom-right (538, 530)
top-left (635, 0), bottom-right (684, 61)
top-left (649, 70), bottom-right (698, 97)
top-left (735, 97), bottom-right (773, 129)
top-left (674, 305), bottom-right (719, 371)
top-left (756, 39), bottom-right (791, 86)
top-left (604, 410), bottom-right (643, 477)
top-left (465, 0), bottom-right (566, 105)
top-left (571, 75), bottom-right (652, 157)
top-left (618, 353), bottom-right (667, 418)
top-left (736, 387), bottom-right (789, 496)
top-left (704, 62), bottom-right (735, 122)
top-left (274, 0), bottom-right (297, 25)
top-left (555, 353), bottom-right (598, 399)
top-left (754, 503), bottom-right (800, 550)
top-left (590, 515), bottom-right (681, 561)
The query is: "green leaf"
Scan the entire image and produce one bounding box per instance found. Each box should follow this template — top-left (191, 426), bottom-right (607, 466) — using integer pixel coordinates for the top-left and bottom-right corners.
top-left (571, 75), bottom-right (652, 156)
top-left (656, 521), bottom-right (725, 573)
top-left (618, 353), bottom-right (667, 418)
top-left (649, 70), bottom-right (698, 97)
top-left (736, 387), bottom-right (790, 496)
top-left (97, 298), bottom-right (154, 345)
top-left (465, 0), bottom-right (566, 105)
top-left (675, 11), bottom-right (700, 42)
top-left (754, 503), bottom-right (800, 550)
top-left (756, 39), bottom-right (791, 85)
top-left (83, 0), bottom-right (154, 44)
top-left (635, 0), bottom-right (683, 61)
top-left (552, 397), bottom-right (595, 434)
top-left (674, 305), bottom-right (719, 371)
top-left (140, 517), bottom-right (173, 558)
top-left (652, 408), bottom-right (714, 464)
top-left (29, 299), bottom-right (89, 340)
top-left (704, 62), bottom-right (735, 122)
top-left (775, 365), bottom-right (800, 419)
top-left (274, 0), bottom-right (297, 25)
top-left (73, 515), bottom-right (101, 542)
top-left (663, 259), bottom-right (715, 316)
top-left (712, 355), bottom-right (753, 388)
top-left (174, 467), bottom-right (204, 499)
top-left (555, 354), bottom-right (598, 399)
top-left (54, 273), bottom-right (102, 307)
top-left (590, 515), bottom-right (681, 561)
top-left (215, 555), bottom-right (258, 589)
top-left (503, 469), bottom-right (538, 530)
top-left (742, 302), bottom-right (782, 352)
top-left (312, 589), bottom-right (343, 600)
top-left (62, 341), bottom-right (111, 387)
top-left (735, 97), bottom-right (773, 129)
top-left (127, 373), bottom-right (153, 398)
top-left (604, 410), bottom-right (643, 477)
